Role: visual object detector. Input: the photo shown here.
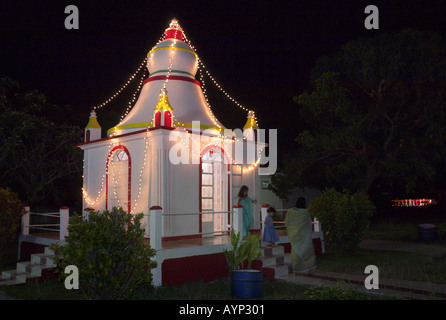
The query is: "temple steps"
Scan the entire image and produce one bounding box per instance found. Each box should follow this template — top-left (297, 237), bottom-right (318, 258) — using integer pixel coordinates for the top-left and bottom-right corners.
top-left (254, 243), bottom-right (293, 280)
top-left (0, 247), bottom-right (57, 286)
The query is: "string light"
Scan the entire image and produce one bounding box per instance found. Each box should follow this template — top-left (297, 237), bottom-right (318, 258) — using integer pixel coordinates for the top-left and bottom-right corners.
top-left (131, 130), bottom-right (151, 213)
top-left (83, 20), bottom-right (264, 212)
top-left (198, 67), bottom-right (223, 129)
top-left (84, 28), bottom-right (176, 212)
top-left (82, 141), bottom-right (115, 206)
top-left (118, 68), bottom-right (147, 123)
top-left (183, 35), bottom-right (260, 127)
top-left (175, 127), bottom-right (263, 172)
top-left (93, 57), bottom-right (147, 111)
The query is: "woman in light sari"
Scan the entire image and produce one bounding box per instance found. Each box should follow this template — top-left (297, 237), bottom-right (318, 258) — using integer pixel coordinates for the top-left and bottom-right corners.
top-left (237, 185), bottom-right (257, 237)
top-left (285, 197), bottom-right (317, 272)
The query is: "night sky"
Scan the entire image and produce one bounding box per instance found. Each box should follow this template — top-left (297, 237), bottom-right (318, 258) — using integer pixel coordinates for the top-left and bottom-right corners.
top-left (1, 0), bottom-right (445, 158)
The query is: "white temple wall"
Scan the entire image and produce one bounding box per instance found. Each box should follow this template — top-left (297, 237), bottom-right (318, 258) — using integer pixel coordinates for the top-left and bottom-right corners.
top-left (162, 132), bottom-right (200, 237)
top-left (82, 142), bottom-right (109, 212)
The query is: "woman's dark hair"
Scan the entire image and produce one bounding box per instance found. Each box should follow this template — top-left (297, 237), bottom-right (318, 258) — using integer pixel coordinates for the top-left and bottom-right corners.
top-left (295, 197), bottom-right (306, 209)
top-left (267, 207), bottom-right (276, 213)
top-left (237, 185), bottom-right (249, 198)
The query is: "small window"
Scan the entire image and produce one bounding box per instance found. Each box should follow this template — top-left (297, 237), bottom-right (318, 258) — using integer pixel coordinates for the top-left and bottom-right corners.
top-left (164, 111), bottom-right (172, 127)
top-left (112, 149), bottom-right (129, 162)
top-left (154, 111), bottom-right (161, 127)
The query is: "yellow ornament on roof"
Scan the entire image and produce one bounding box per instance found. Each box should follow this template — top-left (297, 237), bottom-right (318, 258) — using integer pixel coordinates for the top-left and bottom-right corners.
top-left (154, 87), bottom-right (174, 112)
top-left (85, 110), bottom-right (101, 129)
top-left (243, 110), bottom-right (259, 130)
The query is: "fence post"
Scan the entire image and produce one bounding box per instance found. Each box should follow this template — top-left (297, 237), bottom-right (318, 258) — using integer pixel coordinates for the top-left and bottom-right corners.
top-left (142, 213), bottom-right (150, 238)
top-left (59, 206), bottom-right (69, 241)
top-left (83, 207), bottom-right (94, 221)
top-left (313, 217), bottom-right (320, 232)
top-left (22, 206), bottom-right (30, 236)
top-left (232, 205), bottom-right (244, 236)
top-left (149, 206), bottom-right (162, 250)
top-left (261, 204), bottom-right (269, 237)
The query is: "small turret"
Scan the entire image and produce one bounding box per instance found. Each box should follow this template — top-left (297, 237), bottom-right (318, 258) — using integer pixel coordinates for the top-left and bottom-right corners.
top-left (243, 110), bottom-right (259, 130)
top-left (153, 88), bottom-right (174, 128)
top-left (85, 110), bottom-right (102, 142)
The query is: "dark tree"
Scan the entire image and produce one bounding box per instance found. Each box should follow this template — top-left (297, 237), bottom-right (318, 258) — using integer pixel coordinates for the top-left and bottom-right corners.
top-left (0, 78), bottom-right (83, 207)
top-left (271, 30), bottom-right (446, 199)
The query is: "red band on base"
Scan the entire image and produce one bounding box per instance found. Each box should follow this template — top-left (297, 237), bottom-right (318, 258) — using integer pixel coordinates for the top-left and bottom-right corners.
top-left (144, 76), bottom-right (200, 86)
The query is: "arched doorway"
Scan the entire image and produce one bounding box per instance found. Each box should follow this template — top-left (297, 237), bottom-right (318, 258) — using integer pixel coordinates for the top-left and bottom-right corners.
top-left (106, 146), bottom-right (131, 213)
top-left (200, 146), bottom-right (230, 237)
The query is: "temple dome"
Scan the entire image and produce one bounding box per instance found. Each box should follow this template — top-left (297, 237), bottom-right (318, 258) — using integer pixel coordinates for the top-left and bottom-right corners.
top-left (107, 18), bottom-right (225, 136)
top-left (147, 39), bottom-right (198, 77)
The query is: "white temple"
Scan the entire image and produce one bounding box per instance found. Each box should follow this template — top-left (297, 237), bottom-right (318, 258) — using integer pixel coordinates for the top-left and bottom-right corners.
top-left (79, 19), bottom-right (262, 239)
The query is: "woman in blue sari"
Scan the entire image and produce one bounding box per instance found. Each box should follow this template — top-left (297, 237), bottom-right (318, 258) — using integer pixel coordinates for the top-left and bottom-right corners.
top-left (237, 185), bottom-right (257, 237)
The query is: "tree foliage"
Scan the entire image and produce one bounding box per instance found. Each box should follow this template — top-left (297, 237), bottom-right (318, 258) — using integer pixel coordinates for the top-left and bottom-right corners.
top-left (0, 78), bottom-right (83, 206)
top-left (309, 188), bottom-right (375, 253)
top-left (52, 207), bottom-right (157, 300)
top-left (271, 30), bottom-right (446, 198)
top-left (0, 188), bottom-right (23, 261)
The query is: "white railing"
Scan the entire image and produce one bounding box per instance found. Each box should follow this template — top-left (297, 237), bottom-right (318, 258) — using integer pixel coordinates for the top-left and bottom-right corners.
top-left (260, 205), bottom-right (322, 235)
top-left (147, 205), bottom-right (244, 250)
top-left (21, 206), bottom-right (69, 241)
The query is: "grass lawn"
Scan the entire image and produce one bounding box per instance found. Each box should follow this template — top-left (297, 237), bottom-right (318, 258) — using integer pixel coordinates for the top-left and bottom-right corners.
top-left (364, 217), bottom-right (446, 246)
top-left (316, 249), bottom-right (446, 284)
top-left (314, 216), bottom-right (445, 285)
top-left (2, 278), bottom-right (387, 300)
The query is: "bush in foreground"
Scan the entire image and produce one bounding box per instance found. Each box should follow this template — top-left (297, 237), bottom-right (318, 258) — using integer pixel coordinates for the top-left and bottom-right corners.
top-left (309, 188), bottom-right (375, 253)
top-left (52, 207), bottom-right (156, 300)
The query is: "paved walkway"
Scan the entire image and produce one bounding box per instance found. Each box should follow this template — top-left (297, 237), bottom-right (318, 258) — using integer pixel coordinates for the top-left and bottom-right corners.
top-left (278, 269), bottom-right (446, 300)
top-left (359, 239), bottom-right (446, 258)
top-left (278, 239), bottom-right (446, 300)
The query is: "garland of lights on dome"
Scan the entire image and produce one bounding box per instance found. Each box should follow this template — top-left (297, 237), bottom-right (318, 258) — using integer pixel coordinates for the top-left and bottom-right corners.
top-left (82, 19), bottom-right (264, 212)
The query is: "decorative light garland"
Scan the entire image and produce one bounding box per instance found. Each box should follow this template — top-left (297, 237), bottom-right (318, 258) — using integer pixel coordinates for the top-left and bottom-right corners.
top-left (175, 127), bottom-right (263, 172)
top-left (118, 68), bottom-right (148, 123)
top-left (131, 130), bottom-right (151, 213)
top-left (197, 67), bottom-right (223, 129)
top-left (82, 142), bottom-right (115, 206)
top-left (83, 21), bottom-right (264, 212)
top-left (93, 57), bottom-right (147, 111)
top-left (183, 34), bottom-right (260, 127)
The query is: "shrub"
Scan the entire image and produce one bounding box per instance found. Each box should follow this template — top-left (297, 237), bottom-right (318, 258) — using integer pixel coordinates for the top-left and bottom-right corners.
top-left (51, 207), bottom-right (156, 300)
top-left (0, 188), bottom-right (23, 259)
top-left (303, 282), bottom-right (368, 300)
top-left (309, 188), bottom-right (375, 253)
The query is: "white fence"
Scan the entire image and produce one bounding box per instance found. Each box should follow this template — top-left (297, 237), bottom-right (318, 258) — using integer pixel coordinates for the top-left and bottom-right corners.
top-left (21, 206), bottom-right (69, 241)
top-left (260, 205), bottom-right (322, 235)
top-left (146, 205), bottom-right (244, 250)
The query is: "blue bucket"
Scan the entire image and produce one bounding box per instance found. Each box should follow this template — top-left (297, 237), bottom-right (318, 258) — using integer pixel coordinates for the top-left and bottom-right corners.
top-left (231, 270), bottom-right (263, 298)
top-left (418, 224), bottom-right (438, 241)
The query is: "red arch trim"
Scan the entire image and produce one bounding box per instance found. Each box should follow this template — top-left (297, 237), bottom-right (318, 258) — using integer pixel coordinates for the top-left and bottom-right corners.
top-left (106, 145), bottom-right (132, 213)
